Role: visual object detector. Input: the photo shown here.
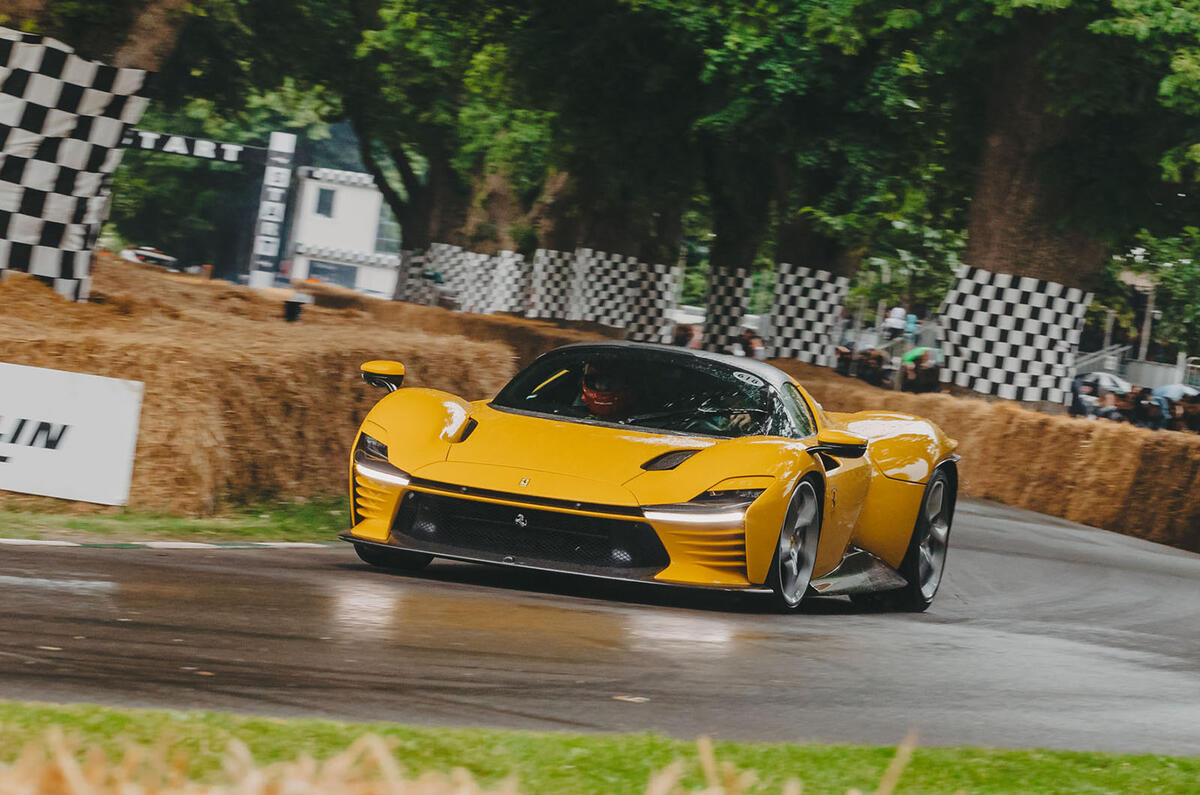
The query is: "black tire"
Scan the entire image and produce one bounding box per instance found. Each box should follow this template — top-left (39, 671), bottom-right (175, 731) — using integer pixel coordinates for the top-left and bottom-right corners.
top-left (852, 468), bottom-right (955, 612)
top-left (354, 543), bottom-right (434, 571)
top-left (767, 479), bottom-right (823, 612)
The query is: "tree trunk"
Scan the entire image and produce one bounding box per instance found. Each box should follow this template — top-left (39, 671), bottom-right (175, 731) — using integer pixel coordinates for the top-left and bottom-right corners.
top-left (964, 17), bottom-right (1107, 290)
top-left (5, 0), bottom-right (189, 70)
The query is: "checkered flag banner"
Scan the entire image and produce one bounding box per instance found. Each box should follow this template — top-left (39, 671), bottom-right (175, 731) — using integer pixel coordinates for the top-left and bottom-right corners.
top-left (485, 250), bottom-right (528, 314)
top-left (457, 251), bottom-right (493, 313)
top-left (938, 264), bottom-right (1093, 403)
top-left (767, 263), bottom-right (850, 365)
top-left (397, 249), bottom-right (437, 305)
top-left (625, 262), bottom-right (682, 343)
top-left (526, 248), bottom-right (577, 319)
top-left (702, 268), bottom-right (752, 353)
top-left (0, 29), bottom-right (150, 300)
top-left (575, 248), bottom-right (638, 327)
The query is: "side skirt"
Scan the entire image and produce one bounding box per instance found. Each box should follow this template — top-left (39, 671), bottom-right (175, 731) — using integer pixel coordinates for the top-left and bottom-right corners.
top-left (809, 546), bottom-right (907, 596)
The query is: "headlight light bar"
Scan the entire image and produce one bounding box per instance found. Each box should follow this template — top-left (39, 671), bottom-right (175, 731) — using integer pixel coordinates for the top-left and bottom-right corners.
top-left (354, 433), bottom-right (411, 487)
top-left (641, 488), bottom-right (765, 525)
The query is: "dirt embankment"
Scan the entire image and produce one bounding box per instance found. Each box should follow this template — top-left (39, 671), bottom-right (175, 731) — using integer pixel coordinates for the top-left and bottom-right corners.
top-left (2, 258), bottom-right (1196, 552)
top-left (775, 361), bottom-right (1200, 553)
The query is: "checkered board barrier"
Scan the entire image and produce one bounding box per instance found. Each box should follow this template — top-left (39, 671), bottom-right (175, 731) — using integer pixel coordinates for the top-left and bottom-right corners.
top-left (766, 263), bottom-right (850, 365)
top-left (0, 29), bottom-right (150, 300)
top-left (526, 248), bottom-right (578, 320)
top-left (625, 262), bottom-right (683, 343)
top-left (702, 268), bottom-right (752, 353)
top-left (574, 248), bottom-right (640, 326)
top-left (486, 250), bottom-right (528, 314)
top-left (938, 264), bottom-right (1093, 403)
top-left (397, 249), bottom-right (437, 305)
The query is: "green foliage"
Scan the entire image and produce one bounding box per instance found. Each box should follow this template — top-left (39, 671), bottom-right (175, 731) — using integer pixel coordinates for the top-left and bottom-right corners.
top-left (1, 701), bottom-right (1199, 794)
top-left (107, 85), bottom-right (348, 273)
top-left (1111, 229), bottom-right (1200, 353)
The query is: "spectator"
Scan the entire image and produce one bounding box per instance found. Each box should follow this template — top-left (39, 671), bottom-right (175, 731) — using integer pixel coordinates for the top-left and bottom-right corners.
top-left (1093, 391), bottom-right (1124, 423)
top-left (905, 311), bottom-right (918, 344)
top-left (1131, 387), bottom-right (1169, 430)
top-left (1068, 375), bottom-right (1094, 418)
top-left (884, 306), bottom-right (906, 340)
top-left (672, 323), bottom-right (696, 348)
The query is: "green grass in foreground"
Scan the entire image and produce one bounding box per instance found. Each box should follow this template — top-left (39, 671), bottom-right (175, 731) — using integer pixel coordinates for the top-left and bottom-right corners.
top-left (0, 702), bottom-right (1195, 794)
top-left (0, 498), bottom-right (349, 543)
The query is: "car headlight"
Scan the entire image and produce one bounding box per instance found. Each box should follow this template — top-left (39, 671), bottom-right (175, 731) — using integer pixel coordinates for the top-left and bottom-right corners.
top-left (354, 432), bottom-right (410, 487)
top-left (641, 488), bottom-right (765, 525)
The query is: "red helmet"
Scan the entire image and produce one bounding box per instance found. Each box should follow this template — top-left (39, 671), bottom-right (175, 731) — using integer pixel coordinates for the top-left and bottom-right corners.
top-left (581, 364), bottom-right (633, 417)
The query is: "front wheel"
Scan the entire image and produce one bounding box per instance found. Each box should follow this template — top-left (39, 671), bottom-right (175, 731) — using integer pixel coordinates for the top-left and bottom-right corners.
top-left (354, 543), bottom-right (434, 571)
top-left (768, 479), bottom-right (822, 611)
top-left (852, 468), bottom-right (954, 612)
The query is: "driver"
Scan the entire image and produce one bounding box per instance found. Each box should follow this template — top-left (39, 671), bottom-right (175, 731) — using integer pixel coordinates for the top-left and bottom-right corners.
top-left (579, 362), bottom-right (636, 420)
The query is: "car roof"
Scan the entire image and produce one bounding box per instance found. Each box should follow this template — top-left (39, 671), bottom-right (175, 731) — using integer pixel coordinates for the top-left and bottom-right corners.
top-left (549, 340), bottom-right (795, 390)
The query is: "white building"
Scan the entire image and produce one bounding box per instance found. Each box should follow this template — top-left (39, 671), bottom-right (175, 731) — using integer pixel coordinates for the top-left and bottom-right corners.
top-left (286, 167), bottom-right (402, 298)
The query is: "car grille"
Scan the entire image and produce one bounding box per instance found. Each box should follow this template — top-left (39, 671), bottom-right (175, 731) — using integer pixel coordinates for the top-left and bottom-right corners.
top-left (391, 491), bottom-right (669, 578)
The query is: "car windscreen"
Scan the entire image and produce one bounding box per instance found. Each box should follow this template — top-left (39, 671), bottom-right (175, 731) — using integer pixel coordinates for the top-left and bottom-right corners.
top-left (491, 348), bottom-right (792, 438)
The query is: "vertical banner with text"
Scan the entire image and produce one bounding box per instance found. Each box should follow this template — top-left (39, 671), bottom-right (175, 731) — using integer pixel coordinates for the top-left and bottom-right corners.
top-left (247, 131), bottom-right (297, 287)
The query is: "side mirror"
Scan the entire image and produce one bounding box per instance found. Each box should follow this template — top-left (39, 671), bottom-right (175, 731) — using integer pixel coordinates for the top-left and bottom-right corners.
top-left (361, 360), bottom-right (405, 392)
top-left (808, 429), bottom-right (867, 459)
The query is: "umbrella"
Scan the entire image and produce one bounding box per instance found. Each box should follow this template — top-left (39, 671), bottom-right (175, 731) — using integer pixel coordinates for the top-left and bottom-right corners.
top-left (1153, 383), bottom-right (1200, 402)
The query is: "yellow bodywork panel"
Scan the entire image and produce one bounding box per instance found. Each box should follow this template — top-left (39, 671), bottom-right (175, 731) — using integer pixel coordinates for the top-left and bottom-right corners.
top-left (347, 376), bottom-right (957, 590)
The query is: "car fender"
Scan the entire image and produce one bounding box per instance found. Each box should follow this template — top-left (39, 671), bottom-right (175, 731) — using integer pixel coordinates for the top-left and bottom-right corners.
top-left (358, 388), bottom-right (475, 473)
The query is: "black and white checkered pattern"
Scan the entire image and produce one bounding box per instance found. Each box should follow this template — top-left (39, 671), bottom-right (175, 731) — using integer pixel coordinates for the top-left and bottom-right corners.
top-left (397, 249), bottom-right (437, 305)
top-left (486, 250), bottom-right (528, 314)
top-left (702, 268), bottom-right (752, 353)
top-left (625, 262), bottom-right (682, 343)
top-left (575, 248), bottom-right (638, 327)
top-left (526, 247), bottom-right (576, 319)
top-left (938, 264), bottom-right (1093, 403)
top-left (766, 263), bottom-right (850, 365)
top-left (0, 29), bottom-right (149, 300)
top-left (457, 251), bottom-right (493, 314)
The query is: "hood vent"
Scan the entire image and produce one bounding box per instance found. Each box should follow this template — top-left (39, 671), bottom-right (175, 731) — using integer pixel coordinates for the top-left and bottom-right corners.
top-left (641, 449), bottom-right (702, 471)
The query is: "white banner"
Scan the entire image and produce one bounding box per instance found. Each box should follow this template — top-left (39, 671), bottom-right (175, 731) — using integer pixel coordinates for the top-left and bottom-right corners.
top-left (0, 363), bottom-right (144, 505)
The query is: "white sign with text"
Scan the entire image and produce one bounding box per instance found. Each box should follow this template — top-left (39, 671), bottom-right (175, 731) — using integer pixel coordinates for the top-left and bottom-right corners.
top-left (0, 363), bottom-right (144, 505)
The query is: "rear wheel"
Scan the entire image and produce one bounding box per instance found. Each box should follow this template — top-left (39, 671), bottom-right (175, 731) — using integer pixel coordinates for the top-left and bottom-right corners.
top-left (852, 468), bottom-right (954, 612)
top-left (768, 480), bottom-right (822, 611)
top-left (354, 543), bottom-right (433, 571)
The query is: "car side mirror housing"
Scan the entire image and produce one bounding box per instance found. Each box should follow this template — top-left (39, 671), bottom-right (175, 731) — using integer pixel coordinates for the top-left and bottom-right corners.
top-left (808, 429), bottom-right (867, 459)
top-left (361, 360), bottom-right (405, 392)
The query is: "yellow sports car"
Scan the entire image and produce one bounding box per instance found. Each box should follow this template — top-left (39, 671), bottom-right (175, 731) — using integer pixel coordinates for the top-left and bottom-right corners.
top-left (343, 342), bottom-right (958, 611)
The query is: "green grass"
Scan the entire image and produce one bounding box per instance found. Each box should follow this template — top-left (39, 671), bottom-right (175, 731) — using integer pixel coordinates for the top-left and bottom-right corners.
top-left (0, 702), bottom-right (1195, 793)
top-left (0, 498), bottom-right (350, 543)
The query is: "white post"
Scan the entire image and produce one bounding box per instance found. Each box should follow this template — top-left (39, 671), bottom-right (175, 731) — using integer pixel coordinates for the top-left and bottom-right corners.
top-left (1138, 289), bottom-right (1155, 362)
top-left (247, 131), bottom-right (297, 288)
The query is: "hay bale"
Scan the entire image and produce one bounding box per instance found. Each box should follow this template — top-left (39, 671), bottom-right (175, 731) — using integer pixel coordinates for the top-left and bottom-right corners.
top-left (774, 360), bottom-right (1200, 553)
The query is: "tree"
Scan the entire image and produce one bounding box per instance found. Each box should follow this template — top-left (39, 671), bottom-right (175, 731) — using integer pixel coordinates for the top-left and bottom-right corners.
top-left (2, 0), bottom-right (191, 69)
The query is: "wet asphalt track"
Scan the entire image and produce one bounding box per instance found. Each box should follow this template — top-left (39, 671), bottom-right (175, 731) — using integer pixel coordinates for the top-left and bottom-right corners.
top-left (1, 498), bottom-right (1198, 755)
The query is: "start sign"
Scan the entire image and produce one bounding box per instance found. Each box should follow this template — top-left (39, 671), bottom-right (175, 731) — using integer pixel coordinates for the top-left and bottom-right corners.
top-left (0, 363), bottom-right (143, 505)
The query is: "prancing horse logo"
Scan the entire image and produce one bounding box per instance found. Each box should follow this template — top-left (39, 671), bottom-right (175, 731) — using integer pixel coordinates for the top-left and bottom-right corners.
top-left (514, 513), bottom-right (528, 528)
top-left (519, 477), bottom-right (530, 487)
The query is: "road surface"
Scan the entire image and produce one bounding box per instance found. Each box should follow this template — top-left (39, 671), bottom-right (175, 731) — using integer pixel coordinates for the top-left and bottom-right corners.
top-left (1, 499), bottom-right (1197, 754)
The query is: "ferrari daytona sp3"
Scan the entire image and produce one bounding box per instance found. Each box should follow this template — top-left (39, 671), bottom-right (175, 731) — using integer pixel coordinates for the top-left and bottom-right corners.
top-left (342, 342), bottom-right (958, 611)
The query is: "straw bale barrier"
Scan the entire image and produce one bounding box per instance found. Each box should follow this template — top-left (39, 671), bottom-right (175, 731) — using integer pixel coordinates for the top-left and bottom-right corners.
top-left (775, 361), bottom-right (1200, 553)
top-left (0, 257), bottom-right (601, 513)
top-left (2, 257), bottom-right (1197, 554)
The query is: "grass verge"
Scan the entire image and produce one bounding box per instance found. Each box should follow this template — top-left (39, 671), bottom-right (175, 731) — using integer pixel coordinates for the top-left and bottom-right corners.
top-left (0, 498), bottom-right (349, 543)
top-left (0, 702), bottom-right (1195, 794)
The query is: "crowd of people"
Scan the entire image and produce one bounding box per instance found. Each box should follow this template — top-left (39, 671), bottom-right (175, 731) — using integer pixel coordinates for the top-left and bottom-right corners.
top-left (1069, 379), bottom-right (1200, 433)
